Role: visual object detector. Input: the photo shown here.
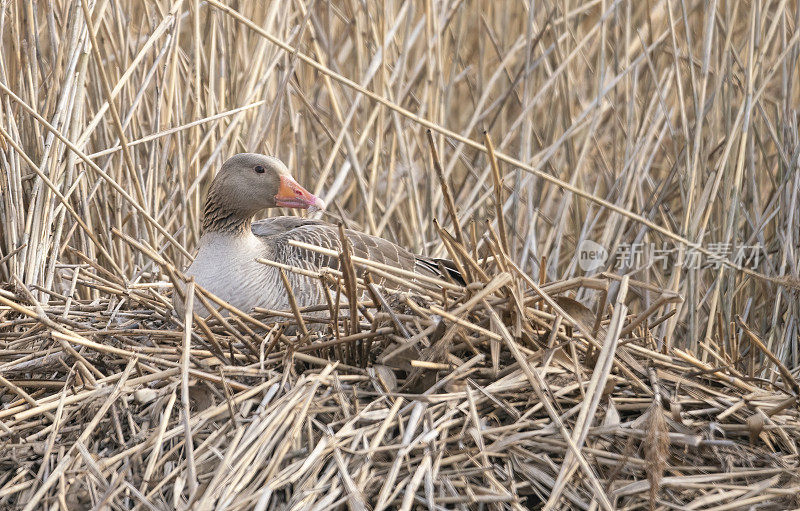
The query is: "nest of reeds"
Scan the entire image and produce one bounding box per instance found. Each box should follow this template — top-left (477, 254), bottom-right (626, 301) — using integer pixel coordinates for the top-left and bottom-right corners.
top-left (1, 226), bottom-right (799, 509)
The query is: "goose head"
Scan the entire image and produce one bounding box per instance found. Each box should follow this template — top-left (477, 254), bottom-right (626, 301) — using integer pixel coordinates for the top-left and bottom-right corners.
top-left (202, 153), bottom-right (325, 234)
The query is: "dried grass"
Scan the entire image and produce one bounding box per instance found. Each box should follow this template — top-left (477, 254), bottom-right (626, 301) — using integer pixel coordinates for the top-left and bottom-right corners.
top-left (1, 1), bottom-right (799, 509)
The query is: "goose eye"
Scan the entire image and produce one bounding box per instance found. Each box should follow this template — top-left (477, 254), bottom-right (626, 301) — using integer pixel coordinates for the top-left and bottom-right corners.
top-left (254, 165), bottom-right (265, 174)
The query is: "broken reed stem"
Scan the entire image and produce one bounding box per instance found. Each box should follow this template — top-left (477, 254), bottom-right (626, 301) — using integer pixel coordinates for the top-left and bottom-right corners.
top-left (180, 278), bottom-right (199, 496)
top-left (279, 268), bottom-right (309, 337)
top-left (483, 130), bottom-right (509, 256)
top-left (432, 220), bottom-right (472, 286)
top-left (427, 129), bottom-right (466, 247)
top-left (736, 315), bottom-right (800, 396)
top-left (338, 223), bottom-right (361, 338)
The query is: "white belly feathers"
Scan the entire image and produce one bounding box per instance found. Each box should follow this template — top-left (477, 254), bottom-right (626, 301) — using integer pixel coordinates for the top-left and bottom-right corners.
top-left (182, 232), bottom-right (284, 314)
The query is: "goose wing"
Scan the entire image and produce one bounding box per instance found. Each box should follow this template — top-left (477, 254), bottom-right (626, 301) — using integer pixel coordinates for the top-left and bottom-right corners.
top-left (252, 218), bottom-right (460, 284)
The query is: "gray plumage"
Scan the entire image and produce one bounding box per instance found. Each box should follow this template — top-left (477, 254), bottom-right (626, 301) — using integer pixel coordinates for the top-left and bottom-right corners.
top-left (253, 217), bottom-right (447, 281)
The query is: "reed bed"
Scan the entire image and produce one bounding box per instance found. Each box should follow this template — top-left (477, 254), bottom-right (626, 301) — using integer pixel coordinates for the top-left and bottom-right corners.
top-left (1, 0), bottom-right (799, 509)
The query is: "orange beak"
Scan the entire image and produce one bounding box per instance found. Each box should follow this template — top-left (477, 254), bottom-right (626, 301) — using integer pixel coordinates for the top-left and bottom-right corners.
top-left (275, 175), bottom-right (326, 211)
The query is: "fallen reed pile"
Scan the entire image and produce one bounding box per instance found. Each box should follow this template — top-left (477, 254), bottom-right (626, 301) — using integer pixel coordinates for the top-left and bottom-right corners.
top-left (1, 234), bottom-right (798, 510)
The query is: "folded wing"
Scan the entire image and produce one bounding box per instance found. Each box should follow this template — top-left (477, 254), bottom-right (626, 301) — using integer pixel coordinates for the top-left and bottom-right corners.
top-left (252, 218), bottom-right (462, 285)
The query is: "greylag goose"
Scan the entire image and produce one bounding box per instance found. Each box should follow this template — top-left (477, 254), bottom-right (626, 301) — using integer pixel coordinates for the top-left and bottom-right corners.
top-left (175, 153), bottom-right (461, 316)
